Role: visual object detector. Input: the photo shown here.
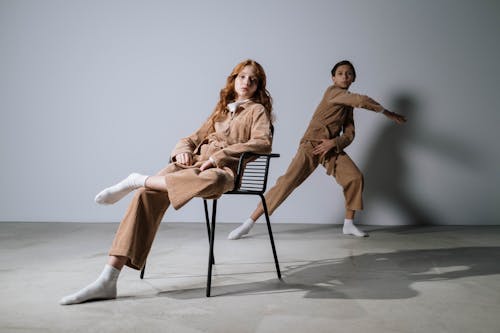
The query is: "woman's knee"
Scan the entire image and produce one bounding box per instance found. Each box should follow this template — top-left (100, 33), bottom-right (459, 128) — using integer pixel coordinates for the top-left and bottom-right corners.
top-left (135, 187), bottom-right (169, 204)
top-left (201, 169), bottom-right (233, 191)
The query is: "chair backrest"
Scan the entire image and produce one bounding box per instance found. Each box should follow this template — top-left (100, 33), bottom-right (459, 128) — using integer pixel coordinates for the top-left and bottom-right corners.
top-left (231, 152), bottom-right (279, 194)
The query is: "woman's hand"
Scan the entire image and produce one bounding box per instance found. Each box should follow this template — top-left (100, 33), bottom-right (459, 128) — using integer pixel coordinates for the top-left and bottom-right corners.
top-left (175, 152), bottom-right (193, 166)
top-left (383, 110), bottom-right (407, 124)
top-left (200, 160), bottom-right (214, 171)
top-left (312, 139), bottom-right (336, 157)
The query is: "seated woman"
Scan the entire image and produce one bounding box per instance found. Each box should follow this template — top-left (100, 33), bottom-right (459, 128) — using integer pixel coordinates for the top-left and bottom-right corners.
top-left (60, 59), bottom-right (274, 305)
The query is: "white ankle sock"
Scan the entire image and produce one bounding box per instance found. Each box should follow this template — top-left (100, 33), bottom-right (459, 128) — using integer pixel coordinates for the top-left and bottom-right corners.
top-left (342, 219), bottom-right (367, 237)
top-left (59, 264), bottom-right (121, 305)
top-left (228, 218), bottom-right (255, 240)
top-left (95, 173), bottom-right (148, 205)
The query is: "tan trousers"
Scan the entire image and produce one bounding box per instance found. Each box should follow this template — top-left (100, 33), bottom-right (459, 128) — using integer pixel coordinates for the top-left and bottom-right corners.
top-left (109, 163), bottom-right (234, 270)
top-left (261, 141), bottom-right (364, 216)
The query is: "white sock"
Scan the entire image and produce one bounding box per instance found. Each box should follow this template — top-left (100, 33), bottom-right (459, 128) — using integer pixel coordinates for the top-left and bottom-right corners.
top-left (228, 218), bottom-right (255, 240)
top-left (342, 219), bottom-right (367, 237)
top-left (59, 264), bottom-right (121, 305)
top-left (95, 173), bottom-right (148, 205)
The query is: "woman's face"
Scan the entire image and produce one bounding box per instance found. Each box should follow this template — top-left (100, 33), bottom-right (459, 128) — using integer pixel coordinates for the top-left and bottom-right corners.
top-left (234, 65), bottom-right (258, 100)
top-left (333, 64), bottom-right (355, 89)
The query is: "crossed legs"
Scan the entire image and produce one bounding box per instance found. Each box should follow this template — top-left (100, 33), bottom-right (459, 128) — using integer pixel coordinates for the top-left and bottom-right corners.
top-left (61, 165), bottom-right (233, 305)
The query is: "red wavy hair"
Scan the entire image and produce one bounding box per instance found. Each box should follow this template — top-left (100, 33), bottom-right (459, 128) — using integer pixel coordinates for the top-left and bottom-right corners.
top-left (208, 59), bottom-right (273, 126)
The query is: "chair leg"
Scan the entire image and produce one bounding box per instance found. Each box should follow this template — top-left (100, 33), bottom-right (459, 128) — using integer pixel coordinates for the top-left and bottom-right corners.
top-left (203, 199), bottom-right (211, 240)
top-left (206, 200), bottom-right (217, 297)
top-left (204, 199), bottom-right (215, 265)
top-left (140, 263), bottom-right (146, 279)
top-left (260, 195), bottom-right (281, 279)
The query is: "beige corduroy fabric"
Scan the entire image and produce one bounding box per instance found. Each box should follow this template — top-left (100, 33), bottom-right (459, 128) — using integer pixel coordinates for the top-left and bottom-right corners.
top-left (109, 101), bottom-right (272, 270)
top-left (259, 85), bottom-right (384, 216)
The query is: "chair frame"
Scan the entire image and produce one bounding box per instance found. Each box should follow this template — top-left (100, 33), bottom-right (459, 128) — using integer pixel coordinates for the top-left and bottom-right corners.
top-left (204, 152), bottom-right (281, 296)
top-left (140, 152), bottom-right (282, 297)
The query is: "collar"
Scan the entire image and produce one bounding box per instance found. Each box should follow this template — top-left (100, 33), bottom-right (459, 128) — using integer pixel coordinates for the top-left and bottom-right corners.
top-left (227, 99), bottom-right (250, 113)
top-left (332, 85), bottom-right (349, 92)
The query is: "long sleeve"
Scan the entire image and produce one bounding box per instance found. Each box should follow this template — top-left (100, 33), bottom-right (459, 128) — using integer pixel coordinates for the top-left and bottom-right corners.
top-left (331, 92), bottom-right (385, 113)
top-left (333, 109), bottom-right (355, 152)
top-left (171, 118), bottom-right (213, 160)
top-left (210, 106), bottom-right (272, 168)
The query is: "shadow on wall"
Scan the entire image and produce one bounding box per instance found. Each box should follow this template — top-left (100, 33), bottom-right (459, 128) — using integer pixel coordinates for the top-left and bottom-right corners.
top-left (160, 246), bottom-right (500, 300)
top-left (362, 92), bottom-right (477, 225)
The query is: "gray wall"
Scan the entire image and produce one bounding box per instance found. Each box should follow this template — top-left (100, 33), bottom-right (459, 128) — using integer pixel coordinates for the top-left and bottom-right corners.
top-left (1, 0), bottom-right (498, 225)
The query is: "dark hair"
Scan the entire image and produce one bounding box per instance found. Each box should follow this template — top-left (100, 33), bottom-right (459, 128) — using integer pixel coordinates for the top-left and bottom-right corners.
top-left (331, 60), bottom-right (356, 80)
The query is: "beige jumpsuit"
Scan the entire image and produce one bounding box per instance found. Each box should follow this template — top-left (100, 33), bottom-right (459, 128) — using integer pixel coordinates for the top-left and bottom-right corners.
top-left (261, 85), bottom-right (385, 215)
top-left (109, 101), bottom-right (272, 270)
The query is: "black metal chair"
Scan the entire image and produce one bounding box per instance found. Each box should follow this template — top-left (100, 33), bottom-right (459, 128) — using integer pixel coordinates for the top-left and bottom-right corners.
top-left (140, 151), bottom-right (281, 297)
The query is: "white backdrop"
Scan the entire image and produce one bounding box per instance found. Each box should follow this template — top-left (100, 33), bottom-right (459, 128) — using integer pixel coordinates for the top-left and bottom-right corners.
top-left (1, 0), bottom-right (499, 225)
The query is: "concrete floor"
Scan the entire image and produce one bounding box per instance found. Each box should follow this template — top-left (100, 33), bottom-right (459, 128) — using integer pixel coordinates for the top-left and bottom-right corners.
top-left (1, 222), bottom-right (499, 333)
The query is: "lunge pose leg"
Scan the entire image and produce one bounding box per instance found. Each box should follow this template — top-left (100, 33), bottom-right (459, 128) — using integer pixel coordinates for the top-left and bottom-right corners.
top-left (229, 60), bottom-right (406, 240)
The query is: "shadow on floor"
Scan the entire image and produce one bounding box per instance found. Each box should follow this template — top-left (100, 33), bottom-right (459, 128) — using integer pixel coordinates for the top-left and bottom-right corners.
top-left (157, 246), bottom-right (500, 300)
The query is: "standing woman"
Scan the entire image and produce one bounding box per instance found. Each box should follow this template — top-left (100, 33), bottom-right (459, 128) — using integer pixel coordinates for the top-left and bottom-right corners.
top-left (60, 59), bottom-right (273, 305)
top-left (228, 60), bottom-right (406, 240)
